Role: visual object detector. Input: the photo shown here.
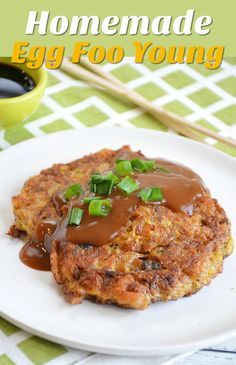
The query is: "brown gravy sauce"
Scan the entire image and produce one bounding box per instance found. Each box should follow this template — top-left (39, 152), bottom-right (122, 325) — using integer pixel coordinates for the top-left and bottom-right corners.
top-left (20, 159), bottom-right (209, 271)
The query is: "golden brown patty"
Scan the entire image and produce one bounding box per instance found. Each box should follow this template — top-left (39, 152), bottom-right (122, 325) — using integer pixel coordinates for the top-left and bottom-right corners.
top-left (12, 146), bottom-right (142, 236)
top-left (11, 146), bottom-right (233, 309)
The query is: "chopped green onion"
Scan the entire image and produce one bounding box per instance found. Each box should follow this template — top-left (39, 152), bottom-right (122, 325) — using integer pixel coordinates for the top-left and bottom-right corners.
top-left (155, 166), bottom-right (171, 174)
top-left (68, 207), bottom-right (83, 225)
top-left (64, 183), bottom-right (83, 200)
top-left (131, 158), bottom-right (155, 172)
top-left (138, 187), bottom-right (163, 202)
top-left (89, 199), bottom-right (111, 216)
top-left (115, 158), bottom-right (125, 164)
top-left (90, 172), bottom-right (119, 196)
top-left (117, 176), bottom-right (139, 195)
top-left (115, 160), bottom-right (133, 176)
top-left (144, 160), bottom-right (156, 170)
top-left (83, 196), bottom-right (102, 204)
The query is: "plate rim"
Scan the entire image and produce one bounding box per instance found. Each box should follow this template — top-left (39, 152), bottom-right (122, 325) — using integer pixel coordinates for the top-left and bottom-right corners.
top-left (1, 309), bottom-right (236, 356)
top-left (0, 126), bottom-right (235, 164)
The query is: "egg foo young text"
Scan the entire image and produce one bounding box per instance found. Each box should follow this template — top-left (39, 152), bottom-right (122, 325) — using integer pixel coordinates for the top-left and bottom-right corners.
top-left (12, 41), bottom-right (224, 70)
top-left (10, 9), bottom-right (224, 70)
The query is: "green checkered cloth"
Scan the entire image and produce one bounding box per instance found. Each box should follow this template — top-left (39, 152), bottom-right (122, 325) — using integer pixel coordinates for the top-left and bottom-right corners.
top-left (0, 58), bottom-right (236, 365)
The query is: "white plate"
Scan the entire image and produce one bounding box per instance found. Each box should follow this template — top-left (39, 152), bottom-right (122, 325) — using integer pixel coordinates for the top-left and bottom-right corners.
top-left (0, 127), bottom-right (236, 356)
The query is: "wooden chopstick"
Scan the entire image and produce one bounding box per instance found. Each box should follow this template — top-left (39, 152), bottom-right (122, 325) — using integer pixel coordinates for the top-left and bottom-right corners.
top-left (80, 58), bottom-right (124, 87)
top-left (61, 59), bottom-right (236, 149)
top-left (61, 59), bottom-right (202, 142)
top-left (80, 59), bottom-right (236, 149)
top-left (79, 58), bottom-right (202, 142)
top-left (80, 58), bottom-right (236, 149)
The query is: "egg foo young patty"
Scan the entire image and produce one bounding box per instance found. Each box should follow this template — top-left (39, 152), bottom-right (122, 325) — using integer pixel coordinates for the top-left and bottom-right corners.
top-left (10, 146), bottom-right (233, 309)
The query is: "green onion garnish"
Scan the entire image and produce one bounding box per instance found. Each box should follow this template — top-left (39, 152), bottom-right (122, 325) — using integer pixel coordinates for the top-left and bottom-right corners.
top-left (138, 187), bottom-right (163, 202)
top-left (89, 199), bottom-right (111, 216)
top-left (155, 166), bottom-right (171, 174)
top-left (83, 196), bottom-right (102, 204)
top-left (115, 160), bottom-right (133, 176)
top-left (115, 158), bottom-right (125, 164)
top-left (90, 172), bottom-right (119, 196)
top-left (68, 207), bottom-right (83, 225)
top-left (131, 158), bottom-right (155, 172)
top-left (64, 183), bottom-right (83, 200)
top-left (117, 176), bottom-right (139, 195)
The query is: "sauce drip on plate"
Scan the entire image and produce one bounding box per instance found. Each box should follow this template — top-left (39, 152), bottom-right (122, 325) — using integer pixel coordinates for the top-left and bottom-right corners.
top-left (20, 159), bottom-right (209, 271)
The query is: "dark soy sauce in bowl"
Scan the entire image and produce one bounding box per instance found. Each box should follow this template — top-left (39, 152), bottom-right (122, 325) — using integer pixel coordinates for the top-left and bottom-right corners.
top-left (0, 63), bottom-right (35, 99)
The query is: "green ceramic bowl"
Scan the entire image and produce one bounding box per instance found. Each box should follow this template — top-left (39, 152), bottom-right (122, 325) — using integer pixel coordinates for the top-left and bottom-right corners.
top-left (0, 58), bottom-right (47, 128)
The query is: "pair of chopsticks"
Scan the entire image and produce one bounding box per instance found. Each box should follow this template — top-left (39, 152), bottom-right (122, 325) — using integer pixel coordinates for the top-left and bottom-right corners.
top-left (61, 58), bottom-right (236, 149)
